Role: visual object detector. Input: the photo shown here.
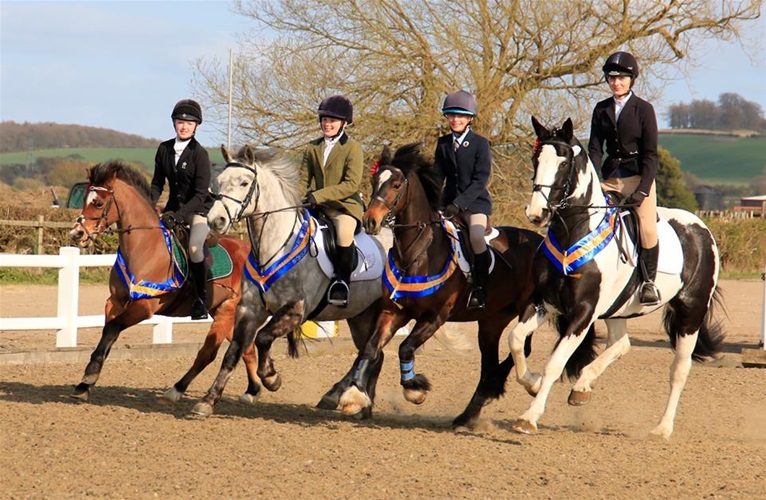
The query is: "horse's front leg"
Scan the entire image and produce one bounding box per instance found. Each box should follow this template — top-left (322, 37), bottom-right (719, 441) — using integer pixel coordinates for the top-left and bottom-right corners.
top-left (453, 316), bottom-right (514, 430)
top-left (255, 301), bottom-right (304, 391)
top-left (397, 312), bottom-right (447, 406)
top-left (568, 318), bottom-right (630, 406)
top-left (337, 308), bottom-right (410, 416)
top-left (71, 298), bottom-right (151, 401)
top-left (508, 301), bottom-right (548, 397)
top-left (190, 306), bottom-right (268, 418)
top-left (513, 309), bottom-right (596, 435)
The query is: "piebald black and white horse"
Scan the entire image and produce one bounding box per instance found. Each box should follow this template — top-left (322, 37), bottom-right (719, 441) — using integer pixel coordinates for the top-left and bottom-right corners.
top-left (507, 117), bottom-right (724, 439)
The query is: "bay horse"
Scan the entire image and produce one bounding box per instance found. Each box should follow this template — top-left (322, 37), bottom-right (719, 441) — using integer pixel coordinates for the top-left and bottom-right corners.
top-left (189, 145), bottom-right (389, 418)
top-left (506, 117), bottom-right (724, 439)
top-left (69, 160), bottom-right (259, 404)
top-left (338, 143), bottom-right (543, 429)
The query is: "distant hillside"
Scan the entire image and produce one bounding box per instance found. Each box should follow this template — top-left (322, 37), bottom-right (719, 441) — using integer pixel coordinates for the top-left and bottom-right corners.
top-left (658, 131), bottom-right (765, 185)
top-left (0, 121), bottom-right (160, 153)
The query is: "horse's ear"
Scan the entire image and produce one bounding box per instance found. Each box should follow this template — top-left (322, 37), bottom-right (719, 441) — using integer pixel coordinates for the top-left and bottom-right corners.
top-left (380, 145), bottom-right (392, 165)
top-left (531, 116), bottom-right (547, 138)
top-left (561, 118), bottom-right (574, 140)
top-left (221, 144), bottom-right (233, 163)
top-left (243, 144), bottom-right (257, 164)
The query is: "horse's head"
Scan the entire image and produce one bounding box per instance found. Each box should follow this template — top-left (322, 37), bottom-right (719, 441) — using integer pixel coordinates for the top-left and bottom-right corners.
top-left (209, 144), bottom-right (261, 233)
top-left (526, 116), bottom-right (588, 226)
top-left (364, 145), bottom-right (408, 235)
top-left (69, 165), bottom-right (120, 248)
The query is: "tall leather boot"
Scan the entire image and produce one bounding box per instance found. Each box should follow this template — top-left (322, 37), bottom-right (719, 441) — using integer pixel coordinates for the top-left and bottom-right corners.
top-left (328, 245), bottom-right (355, 307)
top-left (190, 261), bottom-right (209, 320)
top-left (467, 250), bottom-right (489, 311)
top-left (638, 244), bottom-right (661, 306)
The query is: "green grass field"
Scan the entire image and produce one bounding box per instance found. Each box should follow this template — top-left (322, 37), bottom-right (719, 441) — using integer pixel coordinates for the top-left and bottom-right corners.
top-left (658, 134), bottom-right (765, 185)
top-left (1, 134), bottom-right (764, 185)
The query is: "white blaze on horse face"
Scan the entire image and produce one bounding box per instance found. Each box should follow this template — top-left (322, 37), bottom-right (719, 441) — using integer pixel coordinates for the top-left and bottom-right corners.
top-left (376, 169), bottom-right (392, 193)
top-left (85, 190), bottom-right (98, 206)
top-left (527, 144), bottom-right (565, 221)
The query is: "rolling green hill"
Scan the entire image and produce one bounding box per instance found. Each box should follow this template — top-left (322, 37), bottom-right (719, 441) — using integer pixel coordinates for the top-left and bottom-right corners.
top-left (658, 134), bottom-right (765, 185)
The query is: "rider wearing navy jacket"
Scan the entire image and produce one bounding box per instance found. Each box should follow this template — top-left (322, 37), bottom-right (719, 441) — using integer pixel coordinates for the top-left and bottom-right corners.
top-left (151, 99), bottom-right (215, 319)
top-left (433, 90), bottom-right (492, 310)
top-left (588, 52), bottom-right (661, 305)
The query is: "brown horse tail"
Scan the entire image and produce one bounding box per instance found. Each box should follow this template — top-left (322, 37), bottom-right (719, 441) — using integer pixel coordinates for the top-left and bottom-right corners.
top-left (665, 286), bottom-right (726, 362)
top-left (558, 318), bottom-right (598, 381)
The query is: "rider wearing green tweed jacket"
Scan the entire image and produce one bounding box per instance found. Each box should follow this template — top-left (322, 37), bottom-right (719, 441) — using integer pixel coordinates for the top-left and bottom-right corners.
top-left (299, 95), bottom-right (365, 307)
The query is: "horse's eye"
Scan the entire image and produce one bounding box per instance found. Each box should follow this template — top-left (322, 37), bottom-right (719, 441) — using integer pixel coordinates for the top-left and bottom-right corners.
top-left (93, 198), bottom-right (104, 208)
top-left (239, 181), bottom-right (249, 188)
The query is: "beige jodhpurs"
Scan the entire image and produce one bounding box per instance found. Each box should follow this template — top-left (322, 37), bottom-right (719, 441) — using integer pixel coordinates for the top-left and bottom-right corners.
top-left (601, 176), bottom-right (658, 249)
top-left (189, 214), bottom-right (210, 263)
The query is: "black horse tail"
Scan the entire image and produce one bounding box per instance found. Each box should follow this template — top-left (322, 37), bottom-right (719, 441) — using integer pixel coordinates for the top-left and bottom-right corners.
top-left (554, 316), bottom-right (598, 380)
top-left (664, 286), bottom-right (726, 362)
top-left (287, 327), bottom-right (301, 358)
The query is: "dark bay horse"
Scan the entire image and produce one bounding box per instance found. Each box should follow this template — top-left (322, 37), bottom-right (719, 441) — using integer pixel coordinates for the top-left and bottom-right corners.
top-left (189, 145), bottom-right (390, 418)
top-left (506, 117), bottom-right (724, 439)
top-left (338, 143), bottom-right (543, 429)
top-left (69, 160), bottom-right (259, 403)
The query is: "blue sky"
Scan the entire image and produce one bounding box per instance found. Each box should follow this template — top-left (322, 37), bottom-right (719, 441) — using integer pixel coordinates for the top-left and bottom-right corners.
top-left (1, 1), bottom-right (764, 148)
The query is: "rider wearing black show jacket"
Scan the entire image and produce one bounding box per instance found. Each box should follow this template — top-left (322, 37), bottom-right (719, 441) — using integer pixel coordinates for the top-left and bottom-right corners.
top-left (150, 137), bottom-right (215, 225)
top-left (587, 94), bottom-right (659, 198)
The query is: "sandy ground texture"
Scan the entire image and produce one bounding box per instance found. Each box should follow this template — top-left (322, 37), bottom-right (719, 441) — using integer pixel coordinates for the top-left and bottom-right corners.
top-left (0, 280), bottom-right (764, 498)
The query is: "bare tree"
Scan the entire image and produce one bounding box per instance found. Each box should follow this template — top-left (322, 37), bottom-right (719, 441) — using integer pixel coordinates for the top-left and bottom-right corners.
top-left (193, 0), bottom-right (761, 221)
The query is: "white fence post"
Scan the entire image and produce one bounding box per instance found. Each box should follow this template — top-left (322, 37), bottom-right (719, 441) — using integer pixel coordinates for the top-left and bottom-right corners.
top-left (153, 317), bottom-right (174, 344)
top-left (56, 247), bottom-right (80, 347)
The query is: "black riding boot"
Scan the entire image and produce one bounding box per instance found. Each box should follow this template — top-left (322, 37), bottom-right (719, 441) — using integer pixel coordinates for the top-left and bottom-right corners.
top-left (328, 245), bottom-right (355, 307)
top-left (467, 250), bottom-right (489, 311)
top-left (639, 244), bottom-right (661, 305)
top-left (190, 261), bottom-right (209, 320)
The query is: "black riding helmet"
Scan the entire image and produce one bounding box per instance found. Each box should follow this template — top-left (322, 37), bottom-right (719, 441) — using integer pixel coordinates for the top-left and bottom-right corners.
top-left (171, 99), bottom-right (203, 124)
top-left (318, 95), bottom-right (353, 125)
top-left (602, 51), bottom-right (639, 81)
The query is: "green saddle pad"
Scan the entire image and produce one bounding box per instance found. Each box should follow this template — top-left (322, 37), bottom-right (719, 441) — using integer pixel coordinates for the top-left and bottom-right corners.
top-left (171, 238), bottom-right (234, 282)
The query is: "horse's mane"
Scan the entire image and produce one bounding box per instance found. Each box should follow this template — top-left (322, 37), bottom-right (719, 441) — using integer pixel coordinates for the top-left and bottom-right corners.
top-left (391, 143), bottom-right (443, 211)
top-left (89, 160), bottom-right (152, 202)
top-left (234, 145), bottom-right (301, 204)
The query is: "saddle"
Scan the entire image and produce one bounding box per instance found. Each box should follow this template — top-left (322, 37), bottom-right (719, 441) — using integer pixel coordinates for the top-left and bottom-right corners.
top-left (309, 208), bottom-right (359, 269)
top-left (442, 219), bottom-right (499, 276)
top-left (164, 223), bottom-right (234, 282)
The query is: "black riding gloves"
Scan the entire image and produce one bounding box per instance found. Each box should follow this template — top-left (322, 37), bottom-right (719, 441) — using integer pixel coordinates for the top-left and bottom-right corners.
top-left (625, 190), bottom-right (647, 207)
top-left (443, 203), bottom-right (460, 218)
top-left (161, 212), bottom-right (177, 229)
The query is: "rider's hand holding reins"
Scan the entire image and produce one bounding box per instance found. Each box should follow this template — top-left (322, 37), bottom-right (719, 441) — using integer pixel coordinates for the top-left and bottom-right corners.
top-left (443, 203), bottom-right (460, 219)
top-left (302, 192), bottom-right (317, 208)
top-left (161, 211), bottom-right (178, 229)
top-left (624, 190), bottom-right (647, 207)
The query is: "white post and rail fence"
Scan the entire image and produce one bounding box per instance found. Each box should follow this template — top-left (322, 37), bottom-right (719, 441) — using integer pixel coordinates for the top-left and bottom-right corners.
top-left (0, 247), bottom-right (339, 349)
top-left (0, 248), bottom-right (764, 356)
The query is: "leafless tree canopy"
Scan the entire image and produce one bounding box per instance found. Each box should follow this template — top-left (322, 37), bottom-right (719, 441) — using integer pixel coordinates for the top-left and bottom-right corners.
top-left (193, 0), bottom-right (760, 221)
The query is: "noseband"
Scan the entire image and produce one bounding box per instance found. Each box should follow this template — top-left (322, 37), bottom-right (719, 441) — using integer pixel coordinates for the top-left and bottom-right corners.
top-left (216, 161), bottom-right (260, 224)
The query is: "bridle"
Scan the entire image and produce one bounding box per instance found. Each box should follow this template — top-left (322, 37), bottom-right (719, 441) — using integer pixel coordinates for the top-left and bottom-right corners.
top-left (531, 137), bottom-right (581, 213)
top-left (215, 161), bottom-right (261, 225)
top-left (372, 166), bottom-right (409, 229)
top-left (73, 185), bottom-right (116, 242)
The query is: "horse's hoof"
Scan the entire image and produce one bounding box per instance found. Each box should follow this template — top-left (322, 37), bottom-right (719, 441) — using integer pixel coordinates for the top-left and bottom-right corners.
top-left (649, 425), bottom-right (673, 441)
top-left (316, 394), bottom-right (339, 411)
top-left (262, 374), bottom-right (282, 392)
top-left (338, 386), bottom-right (370, 416)
top-left (189, 402), bottom-right (214, 418)
top-left (568, 389), bottom-right (592, 406)
top-left (403, 388), bottom-right (427, 405)
top-left (159, 387), bottom-right (182, 405)
top-left (511, 419), bottom-right (537, 434)
top-left (352, 407), bottom-right (373, 420)
top-left (70, 385), bottom-right (90, 402)
top-left (239, 392), bottom-right (260, 405)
